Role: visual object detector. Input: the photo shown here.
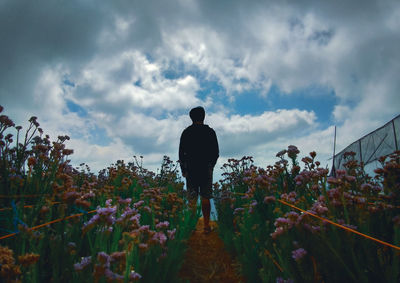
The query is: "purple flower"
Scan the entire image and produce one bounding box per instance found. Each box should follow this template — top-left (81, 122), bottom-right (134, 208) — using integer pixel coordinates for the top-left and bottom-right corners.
top-left (134, 200), bottom-right (145, 208)
top-left (276, 149), bottom-right (287, 158)
top-left (287, 145), bottom-right (300, 159)
top-left (83, 214), bottom-right (100, 229)
top-left (106, 215), bottom-right (115, 225)
top-left (233, 207), bottom-right (245, 215)
top-left (153, 231), bottom-right (167, 245)
top-left (336, 169), bottom-right (346, 177)
top-left (139, 225), bottom-right (150, 232)
top-left (156, 221), bottom-right (170, 229)
top-left (97, 252), bottom-right (111, 267)
top-left (116, 207), bottom-right (137, 224)
top-left (310, 202), bottom-right (328, 215)
top-left (271, 227), bottom-right (285, 239)
top-left (292, 248), bottom-right (307, 261)
top-left (129, 271), bottom-right (142, 280)
top-left (276, 277), bottom-right (294, 283)
top-left (105, 269), bottom-right (124, 281)
top-left (118, 198), bottom-right (132, 205)
top-left (393, 215), bottom-right (400, 226)
top-left (74, 256), bottom-right (92, 271)
top-left (264, 196), bottom-right (275, 204)
top-left (167, 228), bottom-right (176, 240)
top-left (274, 217), bottom-right (291, 227)
top-left (130, 214), bottom-right (141, 226)
top-left (82, 192), bottom-right (95, 199)
top-left (105, 199), bottom-right (113, 207)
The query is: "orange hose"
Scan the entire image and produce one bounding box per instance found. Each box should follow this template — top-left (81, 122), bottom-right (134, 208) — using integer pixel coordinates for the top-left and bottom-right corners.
top-left (0, 194), bottom-right (50, 198)
top-left (0, 210), bottom-right (97, 240)
top-left (277, 199), bottom-right (400, 251)
top-left (0, 202), bottom-right (61, 212)
top-left (263, 248), bottom-right (284, 272)
top-left (231, 192), bottom-right (400, 251)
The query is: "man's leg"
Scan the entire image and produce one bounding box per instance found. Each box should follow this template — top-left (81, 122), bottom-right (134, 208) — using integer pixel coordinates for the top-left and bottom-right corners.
top-left (201, 197), bottom-right (211, 231)
top-left (186, 175), bottom-right (198, 215)
top-left (188, 197), bottom-right (197, 214)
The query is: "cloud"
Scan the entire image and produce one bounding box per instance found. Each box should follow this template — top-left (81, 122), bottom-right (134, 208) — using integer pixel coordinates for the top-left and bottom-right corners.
top-left (73, 51), bottom-right (204, 115)
top-left (209, 109), bottom-right (317, 156)
top-left (1, 0), bottom-right (399, 177)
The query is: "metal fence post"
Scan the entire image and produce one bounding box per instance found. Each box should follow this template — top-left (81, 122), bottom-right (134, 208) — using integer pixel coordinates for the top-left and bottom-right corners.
top-left (393, 119), bottom-right (398, 151)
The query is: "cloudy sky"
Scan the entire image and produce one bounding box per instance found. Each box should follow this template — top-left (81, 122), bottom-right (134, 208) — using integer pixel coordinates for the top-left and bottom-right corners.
top-left (1, 0), bottom-right (399, 179)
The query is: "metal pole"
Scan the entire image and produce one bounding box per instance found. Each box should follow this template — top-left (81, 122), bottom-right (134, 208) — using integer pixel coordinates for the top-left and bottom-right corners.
top-left (393, 120), bottom-right (398, 151)
top-left (359, 139), bottom-right (362, 164)
top-left (332, 126), bottom-right (337, 177)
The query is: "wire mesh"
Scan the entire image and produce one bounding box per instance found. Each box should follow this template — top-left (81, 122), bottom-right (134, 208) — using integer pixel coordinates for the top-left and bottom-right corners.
top-left (332, 114), bottom-right (400, 173)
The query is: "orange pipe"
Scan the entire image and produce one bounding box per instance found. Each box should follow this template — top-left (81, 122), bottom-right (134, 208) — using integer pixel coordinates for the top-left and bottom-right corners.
top-left (0, 210), bottom-right (97, 240)
top-left (277, 199), bottom-right (400, 251)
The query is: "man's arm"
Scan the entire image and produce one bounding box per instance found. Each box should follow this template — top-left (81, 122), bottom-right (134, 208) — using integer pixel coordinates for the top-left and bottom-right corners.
top-left (210, 129), bottom-right (219, 168)
top-left (178, 131), bottom-right (188, 177)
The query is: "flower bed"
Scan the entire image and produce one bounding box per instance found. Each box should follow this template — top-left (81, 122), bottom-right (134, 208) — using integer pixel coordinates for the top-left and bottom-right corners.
top-left (215, 147), bottom-right (400, 282)
top-left (0, 106), bottom-right (198, 282)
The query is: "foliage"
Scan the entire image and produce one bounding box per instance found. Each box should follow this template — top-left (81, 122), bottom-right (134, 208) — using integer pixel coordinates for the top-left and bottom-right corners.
top-left (215, 146), bottom-right (400, 283)
top-left (0, 105), bottom-right (199, 283)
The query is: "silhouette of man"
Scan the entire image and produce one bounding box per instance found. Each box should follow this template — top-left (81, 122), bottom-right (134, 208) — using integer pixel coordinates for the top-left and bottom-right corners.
top-left (179, 106), bottom-right (219, 234)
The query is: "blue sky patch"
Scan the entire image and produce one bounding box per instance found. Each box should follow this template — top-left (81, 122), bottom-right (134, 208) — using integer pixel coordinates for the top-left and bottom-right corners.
top-left (267, 84), bottom-right (337, 127)
top-left (88, 125), bottom-right (111, 146)
top-left (66, 99), bottom-right (88, 118)
top-left (63, 78), bottom-right (75, 87)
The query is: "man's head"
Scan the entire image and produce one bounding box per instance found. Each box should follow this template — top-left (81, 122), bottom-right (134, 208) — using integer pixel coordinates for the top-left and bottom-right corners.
top-left (189, 106), bottom-right (205, 123)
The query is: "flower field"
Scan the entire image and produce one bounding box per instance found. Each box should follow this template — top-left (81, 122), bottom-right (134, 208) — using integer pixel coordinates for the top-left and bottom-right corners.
top-left (1, 104), bottom-right (400, 283)
top-left (214, 148), bottom-right (400, 282)
top-left (0, 106), bottom-right (199, 282)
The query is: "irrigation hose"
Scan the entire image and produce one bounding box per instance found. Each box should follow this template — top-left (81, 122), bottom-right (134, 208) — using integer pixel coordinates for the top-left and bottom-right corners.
top-left (230, 191), bottom-right (400, 251)
top-left (0, 202), bottom-right (61, 212)
top-left (277, 199), bottom-right (400, 251)
top-left (0, 209), bottom-right (97, 240)
top-left (0, 194), bottom-right (50, 198)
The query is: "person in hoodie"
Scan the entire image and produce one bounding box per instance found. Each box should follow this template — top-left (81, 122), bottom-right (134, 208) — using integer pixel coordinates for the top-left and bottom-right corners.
top-left (179, 106), bottom-right (219, 234)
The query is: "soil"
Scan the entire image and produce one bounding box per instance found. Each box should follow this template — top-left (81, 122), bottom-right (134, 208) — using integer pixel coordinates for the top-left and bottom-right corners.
top-left (179, 217), bottom-right (245, 283)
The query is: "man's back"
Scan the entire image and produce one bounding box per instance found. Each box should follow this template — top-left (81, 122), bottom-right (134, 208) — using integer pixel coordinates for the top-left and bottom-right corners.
top-left (179, 124), bottom-right (219, 174)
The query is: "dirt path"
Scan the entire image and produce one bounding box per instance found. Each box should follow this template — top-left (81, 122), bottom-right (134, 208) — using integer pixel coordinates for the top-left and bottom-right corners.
top-left (179, 217), bottom-right (245, 283)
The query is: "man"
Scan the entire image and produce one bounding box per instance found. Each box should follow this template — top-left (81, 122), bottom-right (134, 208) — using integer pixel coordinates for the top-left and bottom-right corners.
top-left (179, 106), bottom-right (219, 234)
